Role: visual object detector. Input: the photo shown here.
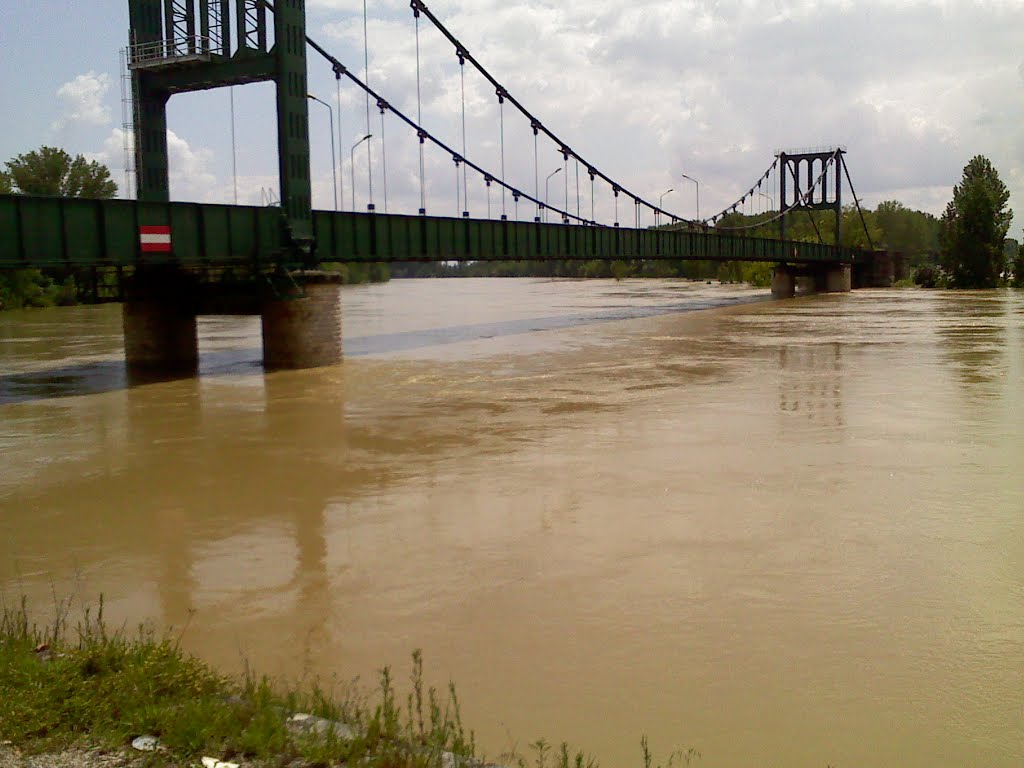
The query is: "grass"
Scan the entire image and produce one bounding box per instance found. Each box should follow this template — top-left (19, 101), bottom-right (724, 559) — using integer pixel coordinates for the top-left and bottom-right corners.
top-left (0, 597), bottom-right (475, 767)
top-left (0, 598), bottom-right (694, 768)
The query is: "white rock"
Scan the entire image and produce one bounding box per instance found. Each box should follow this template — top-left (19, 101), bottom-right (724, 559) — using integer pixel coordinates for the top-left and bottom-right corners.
top-left (131, 735), bottom-right (160, 752)
top-left (200, 758), bottom-right (240, 768)
top-left (286, 713), bottom-right (355, 740)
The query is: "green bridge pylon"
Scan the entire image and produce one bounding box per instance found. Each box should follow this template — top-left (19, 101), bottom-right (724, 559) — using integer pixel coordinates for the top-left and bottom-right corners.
top-left (127, 0), bottom-right (312, 258)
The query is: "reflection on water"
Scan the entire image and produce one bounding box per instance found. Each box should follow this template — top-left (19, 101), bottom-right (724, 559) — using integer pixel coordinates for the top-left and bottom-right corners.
top-left (778, 343), bottom-right (844, 429)
top-left (1, 281), bottom-right (1023, 768)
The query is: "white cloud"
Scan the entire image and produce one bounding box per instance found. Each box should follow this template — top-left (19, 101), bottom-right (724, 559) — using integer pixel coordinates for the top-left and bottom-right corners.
top-left (52, 72), bottom-right (112, 132)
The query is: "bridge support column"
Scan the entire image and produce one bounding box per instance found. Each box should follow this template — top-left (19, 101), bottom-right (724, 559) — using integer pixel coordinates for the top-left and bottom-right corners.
top-left (261, 273), bottom-right (344, 370)
top-left (812, 264), bottom-right (852, 293)
top-left (771, 266), bottom-right (796, 298)
top-left (123, 301), bottom-right (198, 374)
top-left (824, 264), bottom-right (852, 293)
top-left (122, 267), bottom-right (199, 376)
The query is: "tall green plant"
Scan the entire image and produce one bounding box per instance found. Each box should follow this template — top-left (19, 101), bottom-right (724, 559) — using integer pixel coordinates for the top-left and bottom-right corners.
top-left (939, 155), bottom-right (1013, 288)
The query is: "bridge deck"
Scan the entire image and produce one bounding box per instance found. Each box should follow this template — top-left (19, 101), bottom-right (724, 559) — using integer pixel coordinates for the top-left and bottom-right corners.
top-left (0, 194), bottom-right (860, 269)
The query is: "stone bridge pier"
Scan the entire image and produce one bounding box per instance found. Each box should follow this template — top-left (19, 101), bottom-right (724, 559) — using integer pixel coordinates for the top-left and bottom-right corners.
top-left (122, 268), bottom-right (344, 376)
top-left (771, 263), bottom-right (852, 298)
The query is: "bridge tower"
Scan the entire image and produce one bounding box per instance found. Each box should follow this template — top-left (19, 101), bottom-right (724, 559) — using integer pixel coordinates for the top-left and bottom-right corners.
top-left (127, 0), bottom-right (312, 256)
top-left (778, 148), bottom-right (844, 246)
top-left (773, 148), bottom-right (851, 297)
top-left (124, 1), bottom-right (345, 374)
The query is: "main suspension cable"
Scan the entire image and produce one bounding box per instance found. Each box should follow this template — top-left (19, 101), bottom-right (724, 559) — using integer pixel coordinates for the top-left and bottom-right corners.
top-left (713, 153), bottom-right (836, 232)
top-left (307, 40), bottom-right (591, 224)
top-left (842, 155), bottom-right (875, 250)
top-left (407, 0), bottom-right (693, 224)
top-left (705, 158), bottom-right (779, 225)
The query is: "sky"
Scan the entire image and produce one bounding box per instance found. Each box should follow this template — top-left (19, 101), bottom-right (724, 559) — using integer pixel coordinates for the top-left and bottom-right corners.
top-left (2, 0), bottom-right (1023, 232)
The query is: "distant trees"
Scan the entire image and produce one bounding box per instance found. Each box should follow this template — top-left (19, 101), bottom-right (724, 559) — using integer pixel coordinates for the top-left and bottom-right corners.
top-left (1012, 237), bottom-right (1024, 288)
top-left (3, 146), bottom-right (117, 199)
top-left (872, 200), bottom-right (940, 267)
top-left (0, 146), bottom-right (117, 310)
top-left (939, 155), bottom-right (1013, 288)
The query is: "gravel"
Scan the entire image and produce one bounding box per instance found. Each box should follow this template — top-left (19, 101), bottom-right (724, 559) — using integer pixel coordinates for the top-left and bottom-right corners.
top-left (0, 746), bottom-right (144, 768)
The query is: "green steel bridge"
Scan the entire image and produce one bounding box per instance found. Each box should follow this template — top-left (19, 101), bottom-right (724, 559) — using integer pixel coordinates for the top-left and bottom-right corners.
top-left (0, 194), bottom-right (862, 272)
top-left (0, 0), bottom-right (892, 371)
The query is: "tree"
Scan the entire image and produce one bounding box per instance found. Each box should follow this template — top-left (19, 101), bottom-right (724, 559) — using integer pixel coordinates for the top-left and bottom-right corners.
top-left (939, 155), bottom-right (1012, 288)
top-left (4, 146), bottom-right (116, 198)
top-left (1, 147), bottom-right (116, 310)
top-left (1012, 236), bottom-right (1024, 289)
top-left (874, 200), bottom-right (940, 266)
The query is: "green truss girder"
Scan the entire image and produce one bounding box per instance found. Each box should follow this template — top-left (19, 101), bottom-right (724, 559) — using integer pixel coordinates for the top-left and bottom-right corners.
top-left (0, 195), bottom-right (863, 270)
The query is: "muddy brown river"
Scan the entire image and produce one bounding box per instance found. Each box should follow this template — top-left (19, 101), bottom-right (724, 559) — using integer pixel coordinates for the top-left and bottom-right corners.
top-left (1, 279), bottom-right (1022, 767)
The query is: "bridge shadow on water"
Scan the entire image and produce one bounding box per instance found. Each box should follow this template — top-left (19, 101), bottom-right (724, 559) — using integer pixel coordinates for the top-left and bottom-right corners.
top-left (0, 293), bottom-right (763, 405)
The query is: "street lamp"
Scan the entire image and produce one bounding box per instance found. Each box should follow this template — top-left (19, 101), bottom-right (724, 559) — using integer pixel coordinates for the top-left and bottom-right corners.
top-left (658, 188), bottom-right (674, 226)
top-left (351, 134), bottom-right (372, 212)
top-left (758, 191), bottom-right (774, 211)
top-left (544, 167), bottom-right (561, 223)
top-left (680, 173), bottom-right (700, 222)
top-left (307, 94), bottom-right (338, 211)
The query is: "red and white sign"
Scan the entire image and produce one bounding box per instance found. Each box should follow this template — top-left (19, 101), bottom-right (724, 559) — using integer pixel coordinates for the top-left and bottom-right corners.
top-left (139, 225), bottom-right (172, 253)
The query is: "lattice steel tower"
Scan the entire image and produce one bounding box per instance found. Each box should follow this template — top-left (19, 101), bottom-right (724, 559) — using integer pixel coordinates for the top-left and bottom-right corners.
top-left (127, 0), bottom-right (312, 256)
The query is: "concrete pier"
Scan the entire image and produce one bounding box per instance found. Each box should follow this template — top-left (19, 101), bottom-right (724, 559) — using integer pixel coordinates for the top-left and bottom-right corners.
top-left (121, 268), bottom-right (344, 375)
top-left (824, 264), bottom-right (852, 293)
top-left (771, 266), bottom-right (796, 298)
top-left (122, 268), bottom-right (200, 375)
top-left (123, 300), bottom-right (199, 373)
top-left (773, 263), bottom-right (851, 298)
top-left (262, 278), bottom-right (344, 370)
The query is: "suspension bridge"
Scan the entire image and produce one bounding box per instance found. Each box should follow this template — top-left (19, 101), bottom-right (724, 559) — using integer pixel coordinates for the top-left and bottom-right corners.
top-left (0, 0), bottom-right (893, 372)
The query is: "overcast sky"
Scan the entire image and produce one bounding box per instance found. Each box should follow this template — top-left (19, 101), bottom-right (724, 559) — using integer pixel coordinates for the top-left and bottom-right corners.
top-left (2, 0), bottom-right (1022, 230)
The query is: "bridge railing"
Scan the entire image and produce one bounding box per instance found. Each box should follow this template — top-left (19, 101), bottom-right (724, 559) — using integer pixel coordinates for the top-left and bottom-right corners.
top-left (0, 194), bottom-right (861, 270)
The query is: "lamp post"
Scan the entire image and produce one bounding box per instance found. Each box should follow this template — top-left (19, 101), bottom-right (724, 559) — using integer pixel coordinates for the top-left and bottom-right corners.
top-left (307, 94), bottom-right (338, 211)
top-left (681, 173), bottom-right (700, 222)
top-left (544, 167), bottom-right (561, 223)
top-left (351, 134), bottom-right (372, 212)
top-left (658, 188), bottom-right (674, 226)
top-left (758, 191), bottom-right (774, 212)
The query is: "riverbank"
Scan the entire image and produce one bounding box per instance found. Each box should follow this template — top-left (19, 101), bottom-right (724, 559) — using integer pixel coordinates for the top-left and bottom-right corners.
top-left (0, 600), bottom-right (489, 768)
top-left (1, 601), bottom-right (674, 768)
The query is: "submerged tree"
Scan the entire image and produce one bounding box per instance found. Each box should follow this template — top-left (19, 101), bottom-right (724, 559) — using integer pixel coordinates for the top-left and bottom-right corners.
top-left (939, 155), bottom-right (1012, 288)
top-left (3, 146), bottom-right (116, 199)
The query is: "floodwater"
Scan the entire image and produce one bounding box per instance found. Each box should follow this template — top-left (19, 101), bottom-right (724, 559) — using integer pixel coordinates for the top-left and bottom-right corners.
top-left (1, 279), bottom-right (1022, 768)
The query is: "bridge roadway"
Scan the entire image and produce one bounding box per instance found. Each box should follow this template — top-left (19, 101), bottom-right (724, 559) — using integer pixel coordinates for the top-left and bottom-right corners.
top-left (0, 193), bottom-right (861, 269)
